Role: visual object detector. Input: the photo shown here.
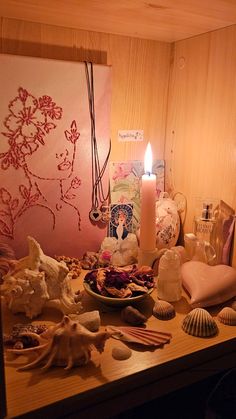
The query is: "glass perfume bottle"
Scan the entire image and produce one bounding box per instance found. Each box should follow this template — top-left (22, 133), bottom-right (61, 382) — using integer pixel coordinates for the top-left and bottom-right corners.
top-left (194, 203), bottom-right (216, 243)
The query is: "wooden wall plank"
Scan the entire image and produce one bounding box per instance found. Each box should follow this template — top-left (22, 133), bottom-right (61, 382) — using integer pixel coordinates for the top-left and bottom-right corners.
top-left (0, 17), bottom-right (171, 162)
top-left (1, 0), bottom-right (236, 42)
top-left (165, 25), bottom-right (236, 265)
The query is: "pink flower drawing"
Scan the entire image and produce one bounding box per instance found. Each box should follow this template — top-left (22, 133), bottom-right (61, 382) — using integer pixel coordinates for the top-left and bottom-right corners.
top-left (1, 87), bottom-right (62, 170)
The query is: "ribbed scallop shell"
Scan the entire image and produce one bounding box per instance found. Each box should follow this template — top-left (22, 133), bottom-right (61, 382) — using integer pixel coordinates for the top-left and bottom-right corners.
top-left (231, 300), bottom-right (236, 311)
top-left (153, 300), bottom-right (175, 320)
top-left (182, 308), bottom-right (218, 337)
top-left (106, 325), bottom-right (172, 347)
top-left (217, 307), bottom-right (236, 326)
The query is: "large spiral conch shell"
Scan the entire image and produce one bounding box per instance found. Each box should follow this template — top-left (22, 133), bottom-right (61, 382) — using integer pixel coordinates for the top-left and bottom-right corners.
top-left (7, 316), bottom-right (110, 370)
top-left (182, 308), bottom-right (218, 337)
top-left (217, 307), bottom-right (236, 326)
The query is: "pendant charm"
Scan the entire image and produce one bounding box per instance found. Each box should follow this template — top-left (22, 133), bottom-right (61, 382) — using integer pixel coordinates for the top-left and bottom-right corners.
top-left (89, 208), bottom-right (102, 222)
top-left (100, 205), bottom-right (110, 223)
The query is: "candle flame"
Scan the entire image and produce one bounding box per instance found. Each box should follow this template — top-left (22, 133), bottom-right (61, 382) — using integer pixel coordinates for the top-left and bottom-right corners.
top-left (144, 142), bottom-right (153, 174)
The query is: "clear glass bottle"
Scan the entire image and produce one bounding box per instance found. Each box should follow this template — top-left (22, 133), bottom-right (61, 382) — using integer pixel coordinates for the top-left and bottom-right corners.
top-left (194, 203), bottom-right (216, 243)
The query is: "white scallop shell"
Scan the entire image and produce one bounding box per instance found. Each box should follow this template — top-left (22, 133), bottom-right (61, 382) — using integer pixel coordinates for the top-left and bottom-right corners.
top-left (153, 300), bottom-right (175, 320)
top-left (217, 307), bottom-right (236, 326)
top-left (182, 308), bottom-right (218, 337)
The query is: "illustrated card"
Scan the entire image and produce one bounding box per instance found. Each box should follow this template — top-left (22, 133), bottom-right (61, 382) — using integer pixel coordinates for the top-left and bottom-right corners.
top-left (109, 160), bottom-right (164, 231)
top-left (109, 203), bottom-right (134, 238)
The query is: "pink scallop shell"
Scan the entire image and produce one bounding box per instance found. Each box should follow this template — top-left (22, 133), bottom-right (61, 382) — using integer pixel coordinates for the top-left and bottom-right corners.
top-left (106, 325), bottom-right (172, 347)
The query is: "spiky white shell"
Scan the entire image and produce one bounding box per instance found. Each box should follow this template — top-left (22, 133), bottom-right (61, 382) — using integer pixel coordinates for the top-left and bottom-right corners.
top-left (153, 300), bottom-right (175, 320)
top-left (1, 236), bottom-right (82, 318)
top-left (217, 307), bottom-right (236, 326)
top-left (8, 316), bottom-right (110, 370)
top-left (182, 308), bottom-right (218, 337)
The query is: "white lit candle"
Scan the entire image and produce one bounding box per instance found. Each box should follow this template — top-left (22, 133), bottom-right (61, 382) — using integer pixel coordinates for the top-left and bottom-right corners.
top-left (139, 142), bottom-right (157, 252)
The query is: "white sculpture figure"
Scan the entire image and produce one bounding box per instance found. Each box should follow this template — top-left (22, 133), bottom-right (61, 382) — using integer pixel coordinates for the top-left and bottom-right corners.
top-left (1, 236), bottom-right (82, 318)
top-left (157, 249), bottom-right (182, 302)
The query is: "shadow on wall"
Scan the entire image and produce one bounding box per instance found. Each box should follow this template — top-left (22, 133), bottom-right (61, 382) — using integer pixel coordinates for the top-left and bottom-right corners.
top-left (0, 39), bottom-right (107, 64)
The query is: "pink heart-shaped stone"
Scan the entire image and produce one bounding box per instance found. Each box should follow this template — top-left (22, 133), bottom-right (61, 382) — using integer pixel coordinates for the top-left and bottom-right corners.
top-left (181, 261), bottom-right (236, 308)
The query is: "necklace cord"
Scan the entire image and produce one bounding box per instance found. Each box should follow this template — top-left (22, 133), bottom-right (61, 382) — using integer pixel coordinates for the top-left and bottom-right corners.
top-left (84, 61), bottom-right (111, 211)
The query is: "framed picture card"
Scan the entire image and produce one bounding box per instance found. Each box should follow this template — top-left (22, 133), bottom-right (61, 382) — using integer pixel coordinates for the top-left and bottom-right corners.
top-left (109, 203), bottom-right (134, 239)
top-left (110, 159), bottom-right (164, 231)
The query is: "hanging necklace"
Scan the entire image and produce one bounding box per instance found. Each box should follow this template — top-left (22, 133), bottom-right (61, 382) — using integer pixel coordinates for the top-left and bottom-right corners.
top-left (84, 61), bottom-right (111, 223)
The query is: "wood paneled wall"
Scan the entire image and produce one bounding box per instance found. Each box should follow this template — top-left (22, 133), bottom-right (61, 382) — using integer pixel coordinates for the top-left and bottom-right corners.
top-left (165, 26), bottom-right (236, 265)
top-left (0, 18), bottom-right (235, 265)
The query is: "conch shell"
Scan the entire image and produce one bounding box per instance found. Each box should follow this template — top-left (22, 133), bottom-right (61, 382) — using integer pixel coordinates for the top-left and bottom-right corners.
top-left (7, 315), bottom-right (110, 370)
top-left (1, 236), bottom-right (82, 318)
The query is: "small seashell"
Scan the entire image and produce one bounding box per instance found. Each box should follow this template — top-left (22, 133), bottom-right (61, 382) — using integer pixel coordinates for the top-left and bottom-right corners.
top-left (121, 306), bottom-right (147, 325)
top-left (231, 300), bottom-right (236, 311)
top-left (217, 307), bottom-right (236, 326)
top-left (153, 300), bottom-right (175, 320)
top-left (182, 308), bottom-right (218, 337)
top-left (3, 323), bottom-right (48, 349)
top-left (112, 345), bottom-right (132, 360)
top-left (54, 255), bottom-right (82, 278)
top-left (69, 310), bottom-right (101, 332)
top-left (80, 251), bottom-right (100, 269)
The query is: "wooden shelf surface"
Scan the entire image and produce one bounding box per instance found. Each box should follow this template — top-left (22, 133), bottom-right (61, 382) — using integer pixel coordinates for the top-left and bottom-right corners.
top-left (2, 272), bottom-right (236, 418)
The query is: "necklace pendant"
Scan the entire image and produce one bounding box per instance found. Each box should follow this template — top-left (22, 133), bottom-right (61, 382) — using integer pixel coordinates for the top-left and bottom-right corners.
top-left (89, 208), bottom-right (102, 222)
top-left (100, 204), bottom-right (110, 223)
